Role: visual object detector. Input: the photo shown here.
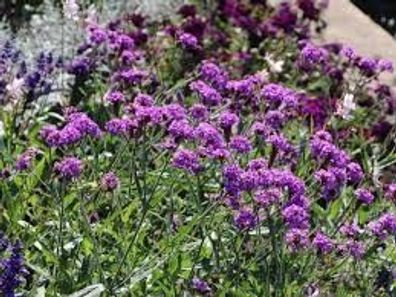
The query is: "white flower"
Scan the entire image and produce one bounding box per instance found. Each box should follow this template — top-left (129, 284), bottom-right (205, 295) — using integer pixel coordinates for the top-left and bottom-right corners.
top-left (337, 93), bottom-right (356, 120)
top-left (64, 0), bottom-right (79, 21)
top-left (6, 77), bottom-right (25, 100)
top-left (265, 54), bottom-right (284, 74)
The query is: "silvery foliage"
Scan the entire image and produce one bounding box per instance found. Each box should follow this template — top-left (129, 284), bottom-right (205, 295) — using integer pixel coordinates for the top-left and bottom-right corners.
top-left (0, 0), bottom-right (186, 105)
top-left (2, 0), bottom-right (187, 60)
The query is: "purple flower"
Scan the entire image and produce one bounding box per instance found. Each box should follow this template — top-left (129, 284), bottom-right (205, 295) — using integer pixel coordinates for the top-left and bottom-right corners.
top-left (230, 136), bottom-right (252, 154)
top-left (0, 168), bottom-right (11, 180)
top-left (264, 110), bottom-right (285, 129)
top-left (368, 213), bottom-right (396, 240)
top-left (189, 104), bottom-right (208, 121)
top-left (313, 232), bottom-right (334, 254)
top-left (178, 32), bottom-right (198, 49)
top-left (380, 213), bottom-right (396, 234)
top-left (341, 240), bottom-right (365, 259)
top-left (282, 204), bottom-right (309, 229)
top-left (199, 60), bottom-right (228, 88)
top-left (100, 171), bottom-right (119, 192)
top-left (191, 277), bottom-right (211, 294)
top-left (105, 118), bottom-right (137, 136)
top-left (172, 149), bottom-right (201, 174)
top-left (15, 148), bottom-right (39, 171)
top-left (357, 57), bottom-right (378, 77)
top-left (68, 56), bottom-right (91, 76)
top-left (218, 111), bottom-right (239, 130)
top-left (340, 223), bottom-right (362, 238)
top-left (163, 104), bottom-right (187, 121)
top-left (378, 59), bottom-right (393, 73)
top-left (120, 50), bottom-right (142, 65)
top-left (285, 228), bottom-right (310, 251)
top-left (115, 68), bottom-right (147, 85)
top-left (67, 112), bottom-right (102, 138)
top-left (105, 91), bottom-right (125, 104)
top-left (297, 0), bottom-right (320, 20)
top-left (346, 162), bottom-right (364, 184)
top-left (271, 2), bottom-right (297, 32)
top-left (298, 43), bottom-right (328, 71)
top-left (355, 188), bottom-right (374, 205)
top-left (341, 46), bottom-right (358, 61)
top-left (315, 169), bottom-right (338, 189)
top-left (254, 188), bottom-right (281, 208)
top-left (261, 83), bottom-right (288, 106)
top-left (310, 131), bottom-right (350, 167)
top-left (59, 123), bottom-right (84, 147)
top-left (54, 157), bottom-right (83, 180)
top-left (223, 164), bottom-right (244, 195)
top-left (384, 183), bottom-right (396, 203)
top-left (88, 27), bottom-right (107, 44)
top-left (168, 120), bottom-right (194, 140)
top-left (134, 93), bottom-right (154, 107)
top-left (240, 170), bottom-right (261, 192)
top-left (227, 75), bottom-right (261, 97)
top-left (109, 33), bottom-right (135, 51)
top-left (203, 147), bottom-right (230, 160)
top-left (40, 125), bottom-right (62, 147)
top-left (135, 106), bottom-right (163, 125)
top-left (190, 80), bottom-right (222, 106)
top-left (252, 121), bottom-right (272, 138)
top-left (178, 4), bottom-right (197, 18)
top-left (267, 134), bottom-right (295, 155)
top-left (247, 158), bottom-right (268, 171)
top-left (234, 208), bottom-right (258, 230)
top-left (194, 123), bottom-right (225, 148)
top-left (0, 235), bottom-right (29, 297)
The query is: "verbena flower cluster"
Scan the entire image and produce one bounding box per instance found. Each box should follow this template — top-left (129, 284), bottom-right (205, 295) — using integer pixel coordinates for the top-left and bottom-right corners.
top-left (0, 0), bottom-right (395, 296)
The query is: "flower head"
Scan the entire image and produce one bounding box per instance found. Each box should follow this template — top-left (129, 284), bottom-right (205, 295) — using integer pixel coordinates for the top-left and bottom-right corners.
top-left (54, 157), bottom-right (83, 180)
top-left (172, 149), bottom-right (201, 174)
top-left (355, 188), bottom-right (375, 205)
top-left (100, 171), bottom-right (120, 192)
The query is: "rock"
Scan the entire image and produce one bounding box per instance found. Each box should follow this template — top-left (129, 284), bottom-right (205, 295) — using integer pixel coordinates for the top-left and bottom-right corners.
top-left (321, 0), bottom-right (396, 84)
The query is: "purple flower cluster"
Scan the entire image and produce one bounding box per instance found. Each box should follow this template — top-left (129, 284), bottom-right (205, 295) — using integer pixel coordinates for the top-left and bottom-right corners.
top-left (100, 171), bottom-right (120, 192)
top-left (41, 112), bottom-right (102, 147)
top-left (230, 136), bottom-right (252, 154)
top-left (105, 118), bottom-right (137, 136)
top-left (355, 188), bottom-right (375, 205)
top-left (310, 130), bottom-right (364, 200)
top-left (172, 149), bottom-right (202, 174)
top-left (54, 157), bottom-right (83, 180)
top-left (199, 60), bottom-right (228, 89)
top-left (191, 277), bottom-right (211, 294)
top-left (368, 213), bottom-right (396, 240)
top-left (105, 90), bottom-right (125, 104)
top-left (15, 148), bottom-right (39, 172)
top-left (234, 208), bottom-right (258, 230)
top-left (261, 83), bottom-right (297, 108)
top-left (178, 32), bottom-right (199, 49)
top-left (190, 80), bottom-right (222, 106)
top-left (298, 42), bottom-right (328, 72)
top-left (384, 183), bottom-right (396, 203)
top-left (0, 233), bottom-right (29, 297)
top-left (312, 232), bottom-right (334, 254)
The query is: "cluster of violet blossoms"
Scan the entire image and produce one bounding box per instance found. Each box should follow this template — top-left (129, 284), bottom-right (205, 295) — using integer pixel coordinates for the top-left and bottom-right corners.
top-left (40, 110), bottom-right (102, 148)
top-left (0, 233), bottom-right (29, 297)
